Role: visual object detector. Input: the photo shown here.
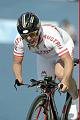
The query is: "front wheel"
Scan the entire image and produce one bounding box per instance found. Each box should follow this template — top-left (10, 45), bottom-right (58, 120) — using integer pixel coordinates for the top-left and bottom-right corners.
top-left (26, 94), bottom-right (54, 120)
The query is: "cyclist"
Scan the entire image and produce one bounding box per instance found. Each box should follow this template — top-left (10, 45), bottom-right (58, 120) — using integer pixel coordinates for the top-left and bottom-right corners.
top-left (12, 12), bottom-right (78, 100)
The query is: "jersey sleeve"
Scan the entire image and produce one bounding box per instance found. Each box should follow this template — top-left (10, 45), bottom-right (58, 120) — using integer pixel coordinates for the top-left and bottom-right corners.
top-left (13, 35), bottom-right (24, 57)
top-left (55, 45), bottom-right (69, 57)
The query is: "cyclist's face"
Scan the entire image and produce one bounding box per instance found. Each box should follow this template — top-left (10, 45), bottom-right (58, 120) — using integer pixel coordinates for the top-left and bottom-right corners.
top-left (26, 35), bottom-right (39, 47)
top-left (22, 30), bottom-right (39, 47)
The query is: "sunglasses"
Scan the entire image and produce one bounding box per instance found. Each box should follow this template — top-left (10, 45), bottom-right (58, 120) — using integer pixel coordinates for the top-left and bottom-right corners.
top-left (21, 30), bottom-right (39, 39)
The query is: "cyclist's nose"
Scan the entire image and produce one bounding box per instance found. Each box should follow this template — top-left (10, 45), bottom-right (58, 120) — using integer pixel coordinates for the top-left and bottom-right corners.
top-left (27, 36), bottom-right (32, 40)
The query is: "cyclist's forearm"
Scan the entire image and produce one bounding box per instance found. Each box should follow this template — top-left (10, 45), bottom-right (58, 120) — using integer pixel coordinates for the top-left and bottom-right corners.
top-left (12, 63), bottom-right (22, 80)
top-left (62, 57), bottom-right (73, 85)
top-left (64, 59), bottom-right (73, 79)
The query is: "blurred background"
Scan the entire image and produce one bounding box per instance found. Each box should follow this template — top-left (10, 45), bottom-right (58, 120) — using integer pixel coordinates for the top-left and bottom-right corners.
top-left (0, 0), bottom-right (78, 120)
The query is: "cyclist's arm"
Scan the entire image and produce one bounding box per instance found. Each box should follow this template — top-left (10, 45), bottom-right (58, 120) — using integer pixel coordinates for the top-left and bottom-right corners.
top-left (60, 52), bottom-right (73, 87)
top-left (12, 55), bottom-right (23, 84)
top-left (12, 35), bottom-right (24, 83)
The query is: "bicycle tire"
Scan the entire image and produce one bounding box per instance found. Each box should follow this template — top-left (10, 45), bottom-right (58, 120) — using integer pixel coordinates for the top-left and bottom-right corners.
top-left (26, 94), bottom-right (54, 120)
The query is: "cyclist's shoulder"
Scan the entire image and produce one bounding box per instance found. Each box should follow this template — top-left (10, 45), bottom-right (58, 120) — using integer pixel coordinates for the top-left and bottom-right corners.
top-left (41, 23), bottom-right (63, 35)
top-left (14, 34), bottom-right (22, 41)
top-left (41, 22), bottom-right (67, 32)
top-left (41, 23), bottom-right (56, 29)
top-left (57, 26), bottom-right (71, 36)
top-left (14, 34), bottom-right (24, 44)
top-left (13, 34), bottom-right (26, 48)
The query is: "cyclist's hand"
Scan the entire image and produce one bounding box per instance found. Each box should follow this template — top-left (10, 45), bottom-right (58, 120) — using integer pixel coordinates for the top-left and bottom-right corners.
top-left (14, 79), bottom-right (24, 90)
top-left (58, 82), bottom-right (68, 93)
top-left (16, 79), bottom-right (23, 85)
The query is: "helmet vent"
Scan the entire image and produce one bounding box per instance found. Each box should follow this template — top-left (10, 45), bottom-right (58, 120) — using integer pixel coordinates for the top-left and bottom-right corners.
top-left (22, 14), bottom-right (26, 28)
top-left (30, 16), bottom-right (34, 23)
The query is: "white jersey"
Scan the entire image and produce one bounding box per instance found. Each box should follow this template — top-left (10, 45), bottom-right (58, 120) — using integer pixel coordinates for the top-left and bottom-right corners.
top-left (13, 24), bottom-right (74, 59)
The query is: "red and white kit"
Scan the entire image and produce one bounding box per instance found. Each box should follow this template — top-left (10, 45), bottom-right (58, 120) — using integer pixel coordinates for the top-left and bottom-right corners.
top-left (13, 24), bottom-right (74, 79)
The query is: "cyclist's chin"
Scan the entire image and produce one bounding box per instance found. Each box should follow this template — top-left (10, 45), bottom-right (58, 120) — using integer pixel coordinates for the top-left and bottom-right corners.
top-left (31, 42), bottom-right (38, 47)
top-left (31, 39), bottom-right (38, 47)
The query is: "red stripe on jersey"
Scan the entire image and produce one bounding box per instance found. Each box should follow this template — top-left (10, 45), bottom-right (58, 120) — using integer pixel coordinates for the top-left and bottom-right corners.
top-left (14, 51), bottom-right (24, 55)
top-left (42, 24), bottom-right (54, 27)
top-left (59, 51), bottom-right (69, 57)
top-left (58, 48), bottom-right (68, 55)
top-left (42, 24), bottom-right (61, 34)
top-left (14, 55), bottom-right (23, 57)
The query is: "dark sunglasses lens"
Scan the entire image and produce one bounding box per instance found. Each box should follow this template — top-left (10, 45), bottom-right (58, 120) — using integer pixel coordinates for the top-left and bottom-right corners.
top-left (21, 30), bottom-right (39, 40)
top-left (29, 31), bottom-right (38, 38)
